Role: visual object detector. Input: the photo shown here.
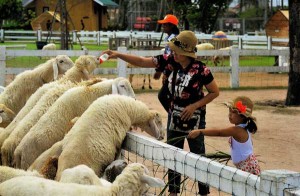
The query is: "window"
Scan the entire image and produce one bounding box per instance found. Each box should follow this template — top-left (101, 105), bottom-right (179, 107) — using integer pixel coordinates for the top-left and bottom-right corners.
top-left (43, 7), bottom-right (49, 12)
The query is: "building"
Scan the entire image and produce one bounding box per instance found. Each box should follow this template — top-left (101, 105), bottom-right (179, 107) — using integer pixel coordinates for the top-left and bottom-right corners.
top-left (265, 10), bottom-right (289, 38)
top-left (22, 0), bottom-right (118, 31)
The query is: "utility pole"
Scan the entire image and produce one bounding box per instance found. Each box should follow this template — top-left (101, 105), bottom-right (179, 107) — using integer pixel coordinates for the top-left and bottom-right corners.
top-left (59, 0), bottom-right (69, 50)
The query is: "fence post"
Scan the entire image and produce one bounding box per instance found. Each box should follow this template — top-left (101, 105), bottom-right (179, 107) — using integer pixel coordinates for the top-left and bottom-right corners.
top-left (0, 46), bottom-right (6, 86)
top-left (267, 36), bottom-right (272, 50)
top-left (117, 47), bottom-right (127, 78)
top-left (238, 36), bottom-right (243, 49)
top-left (72, 30), bottom-right (77, 44)
top-left (259, 170), bottom-right (300, 196)
top-left (230, 47), bottom-right (239, 88)
top-left (97, 31), bottom-right (101, 46)
top-left (37, 30), bottom-right (42, 41)
top-left (0, 29), bottom-right (4, 42)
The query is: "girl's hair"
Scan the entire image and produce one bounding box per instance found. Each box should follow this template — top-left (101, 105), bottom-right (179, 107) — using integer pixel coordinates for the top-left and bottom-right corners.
top-left (242, 116), bottom-right (257, 133)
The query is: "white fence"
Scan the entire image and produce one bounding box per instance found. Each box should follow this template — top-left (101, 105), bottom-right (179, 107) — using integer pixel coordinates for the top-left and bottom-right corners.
top-left (0, 46), bottom-right (290, 87)
top-left (124, 132), bottom-right (300, 195)
top-left (0, 29), bottom-right (289, 49)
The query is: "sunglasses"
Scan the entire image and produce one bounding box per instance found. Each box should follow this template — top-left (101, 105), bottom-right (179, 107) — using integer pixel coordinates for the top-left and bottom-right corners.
top-left (170, 37), bottom-right (197, 53)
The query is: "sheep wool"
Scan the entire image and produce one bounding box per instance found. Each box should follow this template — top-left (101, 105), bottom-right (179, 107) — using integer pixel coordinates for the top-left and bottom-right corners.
top-left (0, 55), bottom-right (74, 119)
top-left (14, 77), bottom-right (135, 170)
top-left (0, 163), bottom-right (165, 196)
top-left (0, 55), bottom-right (99, 146)
top-left (55, 94), bottom-right (163, 180)
top-left (0, 166), bottom-right (43, 184)
top-left (0, 55), bottom-right (101, 167)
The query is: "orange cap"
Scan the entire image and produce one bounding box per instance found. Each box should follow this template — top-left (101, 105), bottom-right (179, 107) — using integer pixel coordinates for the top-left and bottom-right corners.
top-left (157, 14), bottom-right (178, 26)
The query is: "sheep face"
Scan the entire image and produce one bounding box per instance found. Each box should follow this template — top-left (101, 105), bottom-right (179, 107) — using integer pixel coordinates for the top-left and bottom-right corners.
top-left (74, 55), bottom-right (99, 78)
top-left (114, 163), bottom-right (165, 195)
top-left (55, 55), bottom-right (74, 74)
top-left (0, 104), bottom-right (16, 128)
top-left (112, 77), bottom-right (135, 99)
top-left (136, 111), bottom-right (164, 140)
top-left (52, 55), bottom-right (74, 80)
top-left (102, 160), bottom-right (127, 183)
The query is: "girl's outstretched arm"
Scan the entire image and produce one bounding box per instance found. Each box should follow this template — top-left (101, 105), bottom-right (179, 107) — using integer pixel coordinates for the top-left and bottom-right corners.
top-left (187, 126), bottom-right (240, 139)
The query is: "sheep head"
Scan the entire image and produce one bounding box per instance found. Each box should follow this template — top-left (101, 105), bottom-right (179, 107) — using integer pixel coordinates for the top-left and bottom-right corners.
top-left (0, 104), bottom-right (16, 128)
top-left (111, 77), bottom-right (135, 99)
top-left (113, 163), bottom-right (165, 195)
top-left (136, 110), bottom-right (164, 140)
top-left (74, 55), bottom-right (99, 80)
top-left (52, 55), bottom-right (74, 80)
top-left (102, 160), bottom-right (127, 183)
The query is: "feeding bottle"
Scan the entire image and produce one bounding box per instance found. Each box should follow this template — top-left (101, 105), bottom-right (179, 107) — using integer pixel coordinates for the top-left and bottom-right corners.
top-left (99, 53), bottom-right (109, 64)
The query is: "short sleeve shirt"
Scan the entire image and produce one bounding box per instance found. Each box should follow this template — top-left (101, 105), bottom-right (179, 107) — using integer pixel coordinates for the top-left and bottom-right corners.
top-left (153, 55), bottom-right (214, 110)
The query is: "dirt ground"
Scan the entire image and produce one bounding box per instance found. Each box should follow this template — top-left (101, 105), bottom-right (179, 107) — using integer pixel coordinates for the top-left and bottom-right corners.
top-left (135, 89), bottom-right (300, 173)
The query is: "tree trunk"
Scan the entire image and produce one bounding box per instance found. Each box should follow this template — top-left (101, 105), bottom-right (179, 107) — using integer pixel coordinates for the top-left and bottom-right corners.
top-left (286, 0), bottom-right (300, 105)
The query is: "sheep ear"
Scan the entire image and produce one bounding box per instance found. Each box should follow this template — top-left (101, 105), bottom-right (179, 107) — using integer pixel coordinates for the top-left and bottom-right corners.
top-left (70, 116), bottom-right (80, 125)
top-left (52, 62), bottom-right (59, 80)
top-left (148, 118), bottom-right (160, 139)
top-left (140, 174), bottom-right (165, 188)
top-left (82, 68), bottom-right (90, 79)
top-left (112, 83), bottom-right (118, 94)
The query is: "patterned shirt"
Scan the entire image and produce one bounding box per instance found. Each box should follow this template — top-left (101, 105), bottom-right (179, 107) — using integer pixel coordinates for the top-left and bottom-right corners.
top-left (153, 55), bottom-right (214, 111)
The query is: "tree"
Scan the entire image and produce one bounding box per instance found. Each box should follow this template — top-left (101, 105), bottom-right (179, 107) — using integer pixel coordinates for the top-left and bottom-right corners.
top-left (0, 0), bottom-right (23, 28)
top-left (173, 0), bottom-right (232, 33)
top-left (286, 0), bottom-right (300, 105)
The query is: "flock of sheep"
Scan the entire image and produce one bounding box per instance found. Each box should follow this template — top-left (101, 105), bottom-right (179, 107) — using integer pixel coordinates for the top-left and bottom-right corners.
top-left (0, 54), bottom-right (166, 195)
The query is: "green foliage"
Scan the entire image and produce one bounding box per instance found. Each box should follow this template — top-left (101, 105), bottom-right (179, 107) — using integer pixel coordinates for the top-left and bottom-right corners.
top-left (174, 0), bottom-right (232, 33)
top-left (239, 7), bottom-right (264, 18)
top-left (0, 0), bottom-right (23, 28)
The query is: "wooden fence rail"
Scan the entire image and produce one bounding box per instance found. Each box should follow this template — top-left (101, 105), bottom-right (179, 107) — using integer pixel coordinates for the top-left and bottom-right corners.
top-left (0, 46), bottom-right (289, 87)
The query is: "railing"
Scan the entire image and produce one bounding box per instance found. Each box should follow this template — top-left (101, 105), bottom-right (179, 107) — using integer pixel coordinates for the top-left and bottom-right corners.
top-left (123, 132), bottom-right (300, 196)
top-left (0, 29), bottom-right (289, 49)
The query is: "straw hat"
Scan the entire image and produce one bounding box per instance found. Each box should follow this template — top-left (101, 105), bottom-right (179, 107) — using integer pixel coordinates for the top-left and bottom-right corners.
top-left (225, 96), bottom-right (256, 120)
top-left (157, 14), bottom-right (179, 26)
top-left (168, 30), bottom-right (198, 58)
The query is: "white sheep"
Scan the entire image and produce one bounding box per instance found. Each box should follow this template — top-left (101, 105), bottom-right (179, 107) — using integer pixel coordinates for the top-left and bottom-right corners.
top-left (42, 43), bottom-right (56, 50)
top-left (0, 55), bottom-right (74, 125)
top-left (0, 163), bottom-right (165, 196)
top-left (196, 43), bottom-right (215, 64)
top-left (0, 104), bottom-right (15, 128)
top-left (14, 77), bottom-right (135, 170)
top-left (213, 46), bottom-right (233, 67)
top-left (0, 55), bottom-right (100, 166)
top-left (54, 94), bottom-right (163, 180)
top-left (0, 166), bottom-right (43, 184)
top-left (0, 54), bottom-right (99, 146)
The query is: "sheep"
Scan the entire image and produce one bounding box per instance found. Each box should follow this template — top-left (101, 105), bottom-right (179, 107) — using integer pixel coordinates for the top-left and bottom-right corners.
top-left (0, 163), bottom-right (165, 196)
top-left (0, 55), bottom-right (100, 166)
top-left (0, 55), bottom-right (74, 125)
top-left (196, 43), bottom-right (215, 64)
top-left (0, 166), bottom-right (43, 184)
top-left (53, 94), bottom-right (163, 180)
top-left (0, 104), bottom-right (15, 128)
top-left (127, 63), bottom-right (152, 90)
top-left (213, 46), bottom-right (233, 67)
top-left (14, 77), bottom-right (135, 170)
top-left (42, 43), bottom-right (56, 50)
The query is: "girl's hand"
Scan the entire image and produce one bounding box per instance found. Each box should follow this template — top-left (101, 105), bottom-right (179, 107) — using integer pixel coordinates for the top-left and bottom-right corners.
top-left (187, 130), bottom-right (201, 139)
top-left (181, 104), bottom-right (197, 121)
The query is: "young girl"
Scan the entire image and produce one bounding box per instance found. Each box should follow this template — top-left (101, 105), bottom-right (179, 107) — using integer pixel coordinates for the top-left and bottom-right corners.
top-left (187, 96), bottom-right (261, 175)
